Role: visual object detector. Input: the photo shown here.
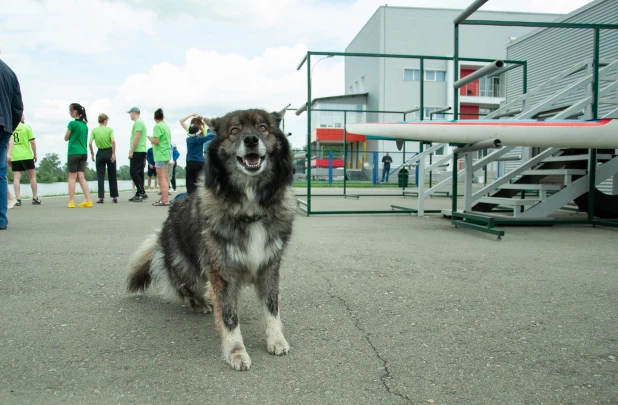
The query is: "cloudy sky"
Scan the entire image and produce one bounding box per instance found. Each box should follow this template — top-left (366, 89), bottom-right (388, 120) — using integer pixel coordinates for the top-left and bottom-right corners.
top-left (0, 0), bottom-right (591, 167)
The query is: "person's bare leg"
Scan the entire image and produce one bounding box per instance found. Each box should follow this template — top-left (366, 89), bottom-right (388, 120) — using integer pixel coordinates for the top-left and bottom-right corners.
top-left (77, 172), bottom-right (91, 201)
top-left (68, 172), bottom-right (77, 202)
top-left (27, 168), bottom-right (38, 199)
top-left (13, 171), bottom-right (21, 200)
top-left (157, 166), bottom-right (169, 204)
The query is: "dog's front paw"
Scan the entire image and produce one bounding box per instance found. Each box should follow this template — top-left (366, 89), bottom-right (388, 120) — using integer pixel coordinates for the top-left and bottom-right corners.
top-left (227, 347), bottom-right (252, 371)
top-left (267, 337), bottom-right (290, 356)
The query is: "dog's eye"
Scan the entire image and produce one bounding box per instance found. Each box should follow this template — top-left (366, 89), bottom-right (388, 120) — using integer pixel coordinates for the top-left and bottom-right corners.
top-left (258, 124), bottom-right (267, 132)
top-left (230, 127), bottom-right (239, 136)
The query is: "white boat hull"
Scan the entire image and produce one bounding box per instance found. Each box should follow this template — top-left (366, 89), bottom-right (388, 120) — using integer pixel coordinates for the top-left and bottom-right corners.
top-left (346, 119), bottom-right (618, 149)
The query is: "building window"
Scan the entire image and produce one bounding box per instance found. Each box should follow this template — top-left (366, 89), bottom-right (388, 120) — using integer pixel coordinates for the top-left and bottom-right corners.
top-left (480, 76), bottom-right (501, 97)
top-left (403, 69), bottom-right (420, 81)
top-left (425, 70), bottom-right (446, 81)
top-left (404, 69), bottom-right (446, 82)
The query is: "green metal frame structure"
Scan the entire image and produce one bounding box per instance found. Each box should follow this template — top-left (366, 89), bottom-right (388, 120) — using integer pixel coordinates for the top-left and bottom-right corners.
top-left (291, 106), bottom-right (413, 200)
top-left (296, 51), bottom-right (526, 216)
top-left (450, 0), bottom-right (618, 238)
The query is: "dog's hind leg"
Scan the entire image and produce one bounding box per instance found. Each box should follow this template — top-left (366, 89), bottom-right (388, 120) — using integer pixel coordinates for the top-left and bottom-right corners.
top-left (179, 283), bottom-right (213, 314)
top-left (207, 275), bottom-right (251, 371)
top-left (257, 261), bottom-right (290, 356)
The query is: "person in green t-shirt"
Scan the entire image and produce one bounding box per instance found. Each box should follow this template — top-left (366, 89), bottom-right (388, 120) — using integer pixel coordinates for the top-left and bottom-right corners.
top-left (147, 108), bottom-right (171, 206)
top-left (127, 106), bottom-right (148, 201)
top-left (89, 113), bottom-right (119, 204)
top-left (7, 113), bottom-right (41, 205)
top-left (64, 103), bottom-right (93, 208)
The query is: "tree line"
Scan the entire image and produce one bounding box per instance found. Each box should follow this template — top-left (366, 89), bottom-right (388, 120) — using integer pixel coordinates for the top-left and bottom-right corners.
top-left (7, 153), bottom-right (186, 184)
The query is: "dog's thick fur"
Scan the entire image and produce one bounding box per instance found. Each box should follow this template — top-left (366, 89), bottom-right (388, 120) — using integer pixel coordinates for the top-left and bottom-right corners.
top-left (128, 108), bottom-right (295, 371)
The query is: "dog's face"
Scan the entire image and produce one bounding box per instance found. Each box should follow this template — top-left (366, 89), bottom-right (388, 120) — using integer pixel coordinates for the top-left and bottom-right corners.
top-left (204, 108), bottom-right (292, 200)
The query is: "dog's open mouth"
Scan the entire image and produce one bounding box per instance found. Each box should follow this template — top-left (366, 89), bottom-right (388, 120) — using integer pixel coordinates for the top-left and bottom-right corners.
top-left (237, 153), bottom-right (264, 171)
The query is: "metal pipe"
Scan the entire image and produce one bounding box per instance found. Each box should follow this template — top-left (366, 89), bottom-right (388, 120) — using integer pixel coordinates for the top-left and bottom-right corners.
top-left (453, 0), bottom-right (490, 25)
top-left (306, 52), bottom-right (312, 216)
top-left (461, 20), bottom-right (618, 30)
top-left (492, 109), bottom-right (522, 119)
top-left (343, 112), bottom-right (347, 196)
top-left (453, 24), bottom-right (460, 121)
top-left (295, 104), bottom-right (307, 116)
top-left (454, 60), bottom-right (505, 89)
top-left (296, 53), bottom-right (308, 71)
top-left (403, 106), bottom-right (420, 114)
top-left (487, 63), bottom-right (521, 78)
top-left (495, 155), bottom-right (521, 162)
top-left (420, 58), bottom-right (425, 121)
top-left (429, 106), bottom-right (452, 119)
top-left (294, 50), bottom-right (526, 65)
top-left (453, 139), bottom-right (501, 154)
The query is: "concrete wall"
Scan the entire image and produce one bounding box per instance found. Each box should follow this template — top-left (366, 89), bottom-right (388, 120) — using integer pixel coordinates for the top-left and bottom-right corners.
top-left (345, 8), bottom-right (383, 125)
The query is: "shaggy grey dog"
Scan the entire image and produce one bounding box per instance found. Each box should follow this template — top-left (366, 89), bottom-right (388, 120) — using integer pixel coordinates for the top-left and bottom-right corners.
top-left (128, 108), bottom-right (295, 371)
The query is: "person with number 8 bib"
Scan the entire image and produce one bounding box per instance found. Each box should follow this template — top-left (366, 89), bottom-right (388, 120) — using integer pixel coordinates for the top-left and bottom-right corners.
top-left (8, 113), bottom-right (41, 206)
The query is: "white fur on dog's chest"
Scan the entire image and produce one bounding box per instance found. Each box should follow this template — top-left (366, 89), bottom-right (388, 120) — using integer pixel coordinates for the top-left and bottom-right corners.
top-left (226, 222), bottom-right (282, 276)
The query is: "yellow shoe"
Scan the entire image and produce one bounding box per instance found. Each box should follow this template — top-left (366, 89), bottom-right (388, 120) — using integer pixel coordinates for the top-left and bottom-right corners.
top-left (77, 200), bottom-right (93, 208)
top-left (68, 201), bottom-right (75, 208)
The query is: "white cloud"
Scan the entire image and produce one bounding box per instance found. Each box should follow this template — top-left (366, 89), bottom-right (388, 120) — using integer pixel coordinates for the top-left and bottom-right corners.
top-left (0, 0), bottom-right (156, 54)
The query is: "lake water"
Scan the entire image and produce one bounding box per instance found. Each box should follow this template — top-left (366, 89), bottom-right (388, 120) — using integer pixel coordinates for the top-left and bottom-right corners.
top-left (10, 179), bottom-right (186, 198)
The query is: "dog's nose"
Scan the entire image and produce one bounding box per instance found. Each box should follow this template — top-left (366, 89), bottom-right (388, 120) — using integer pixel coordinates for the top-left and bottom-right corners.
top-left (244, 135), bottom-right (259, 148)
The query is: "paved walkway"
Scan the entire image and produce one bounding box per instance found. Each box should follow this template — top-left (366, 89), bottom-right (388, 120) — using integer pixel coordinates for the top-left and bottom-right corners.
top-left (1, 190), bottom-right (617, 404)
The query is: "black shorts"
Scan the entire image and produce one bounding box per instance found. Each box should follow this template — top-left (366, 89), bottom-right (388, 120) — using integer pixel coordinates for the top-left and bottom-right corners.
top-left (68, 154), bottom-right (88, 173)
top-left (11, 159), bottom-right (35, 172)
top-left (147, 166), bottom-right (156, 177)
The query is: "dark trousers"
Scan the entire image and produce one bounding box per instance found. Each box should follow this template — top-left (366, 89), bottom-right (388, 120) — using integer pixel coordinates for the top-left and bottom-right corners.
top-left (186, 160), bottom-right (204, 195)
top-left (171, 162), bottom-right (177, 190)
top-left (96, 148), bottom-right (118, 198)
top-left (130, 152), bottom-right (146, 195)
top-left (382, 166), bottom-right (391, 181)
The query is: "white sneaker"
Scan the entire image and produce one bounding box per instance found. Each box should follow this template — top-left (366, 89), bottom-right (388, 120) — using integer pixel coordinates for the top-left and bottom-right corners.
top-left (8, 198), bottom-right (16, 209)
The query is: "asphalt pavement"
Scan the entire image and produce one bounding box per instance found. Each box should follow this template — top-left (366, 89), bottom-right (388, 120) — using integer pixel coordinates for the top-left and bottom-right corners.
top-left (1, 189), bottom-right (617, 404)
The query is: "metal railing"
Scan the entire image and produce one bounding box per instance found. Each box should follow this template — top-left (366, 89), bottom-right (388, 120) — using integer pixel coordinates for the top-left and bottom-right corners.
top-left (295, 51), bottom-right (527, 216)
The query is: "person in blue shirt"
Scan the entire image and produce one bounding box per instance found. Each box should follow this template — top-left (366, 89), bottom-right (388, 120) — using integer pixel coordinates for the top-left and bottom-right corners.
top-left (185, 124), bottom-right (214, 194)
top-left (146, 147), bottom-right (157, 190)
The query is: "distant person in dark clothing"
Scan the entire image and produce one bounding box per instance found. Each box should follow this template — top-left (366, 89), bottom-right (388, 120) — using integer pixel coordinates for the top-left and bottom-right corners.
top-left (170, 142), bottom-right (180, 192)
top-left (146, 147), bottom-right (157, 190)
top-left (0, 59), bottom-right (24, 230)
top-left (381, 152), bottom-right (393, 182)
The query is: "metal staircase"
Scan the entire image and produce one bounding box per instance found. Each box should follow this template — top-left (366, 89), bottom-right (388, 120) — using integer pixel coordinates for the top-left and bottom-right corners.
top-left (460, 57), bottom-right (618, 219)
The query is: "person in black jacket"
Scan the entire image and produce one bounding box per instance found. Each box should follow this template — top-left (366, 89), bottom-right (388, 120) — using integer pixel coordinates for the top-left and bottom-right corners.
top-left (0, 59), bottom-right (24, 230)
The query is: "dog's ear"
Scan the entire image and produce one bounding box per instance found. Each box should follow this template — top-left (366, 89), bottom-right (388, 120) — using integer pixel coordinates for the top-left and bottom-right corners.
top-left (270, 104), bottom-right (290, 129)
top-left (203, 117), bottom-right (218, 132)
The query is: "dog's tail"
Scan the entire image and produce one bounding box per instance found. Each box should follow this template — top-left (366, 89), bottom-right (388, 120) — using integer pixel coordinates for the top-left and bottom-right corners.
top-left (127, 233), bottom-right (158, 293)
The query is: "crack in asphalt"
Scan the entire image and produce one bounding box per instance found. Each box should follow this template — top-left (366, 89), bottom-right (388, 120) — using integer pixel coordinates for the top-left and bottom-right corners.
top-left (315, 269), bottom-right (412, 404)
